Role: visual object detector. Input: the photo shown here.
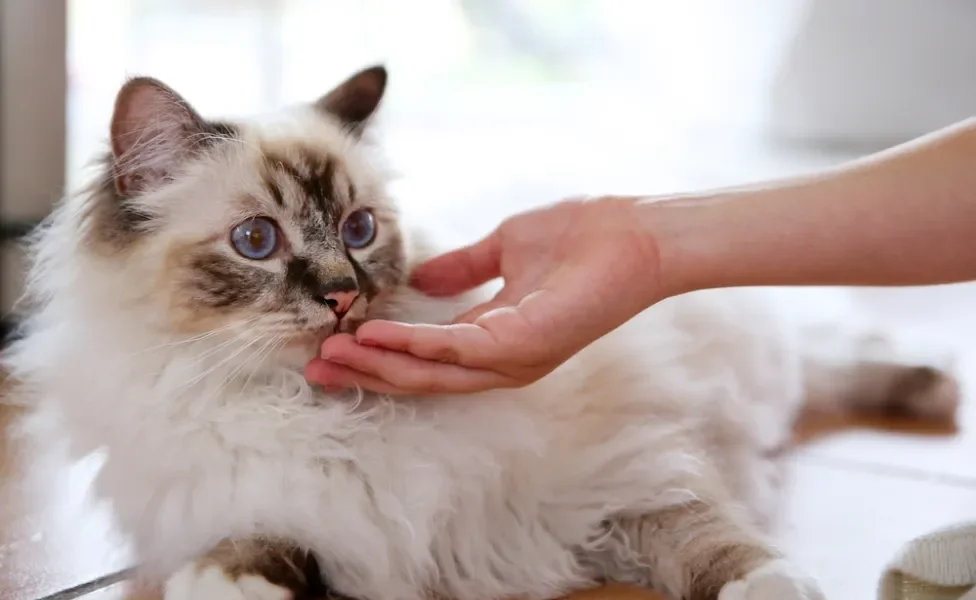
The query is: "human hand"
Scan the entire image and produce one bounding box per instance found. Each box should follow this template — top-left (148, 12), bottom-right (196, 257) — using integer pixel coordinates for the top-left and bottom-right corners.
top-left (305, 196), bottom-right (663, 394)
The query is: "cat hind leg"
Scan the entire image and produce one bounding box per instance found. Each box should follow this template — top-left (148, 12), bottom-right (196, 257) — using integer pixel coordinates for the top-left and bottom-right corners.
top-left (590, 494), bottom-right (825, 600)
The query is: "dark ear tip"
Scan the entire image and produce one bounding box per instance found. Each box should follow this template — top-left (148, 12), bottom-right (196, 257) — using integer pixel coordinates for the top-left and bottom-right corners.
top-left (314, 65), bottom-right (389, 131)
top-left (360, 64), bottom-right (388, 91)
top-left (361, 64), bottom-right (387, 78)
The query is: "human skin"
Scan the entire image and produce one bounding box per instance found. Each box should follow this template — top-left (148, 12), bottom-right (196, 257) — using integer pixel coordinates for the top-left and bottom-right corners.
top-left (306, 118), bottom-right (976, 395)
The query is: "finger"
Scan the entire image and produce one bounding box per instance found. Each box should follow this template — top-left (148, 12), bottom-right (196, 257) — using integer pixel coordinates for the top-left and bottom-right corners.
top-left (305, 358), bottom-right (407, 395)
top-left (320, 332), bottom-right (358, 359)
top-left (410, 230), bottom-right (502, 296)
top-left (353, 320), bottom-right (499, 366)
top-left (318, 336), bottom-right (515, 394)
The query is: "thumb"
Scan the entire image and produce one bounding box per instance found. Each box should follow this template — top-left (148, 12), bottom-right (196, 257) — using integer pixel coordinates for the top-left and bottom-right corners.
top-left (410, 230), bottom-right (502, 296)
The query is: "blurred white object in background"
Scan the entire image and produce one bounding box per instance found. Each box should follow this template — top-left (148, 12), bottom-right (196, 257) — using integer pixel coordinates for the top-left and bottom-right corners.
top-left (60, 0), bottom-right (974, 237)
top-left (767, 0), bottom-right (976, 150)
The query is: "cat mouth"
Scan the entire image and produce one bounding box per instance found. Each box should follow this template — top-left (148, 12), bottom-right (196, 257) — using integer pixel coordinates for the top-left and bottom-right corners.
top-left (332, 316), bottom-right (365, 337)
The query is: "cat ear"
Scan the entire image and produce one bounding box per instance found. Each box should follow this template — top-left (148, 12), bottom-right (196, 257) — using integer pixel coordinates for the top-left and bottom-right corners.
top-left (315, 65), bottom-right (387, 135)
top-left (110, 77), bottom-right (209, 196)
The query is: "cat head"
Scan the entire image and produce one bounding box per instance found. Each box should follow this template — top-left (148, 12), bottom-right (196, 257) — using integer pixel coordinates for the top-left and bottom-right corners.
top-left (61, 65), bottom-right (406, 358)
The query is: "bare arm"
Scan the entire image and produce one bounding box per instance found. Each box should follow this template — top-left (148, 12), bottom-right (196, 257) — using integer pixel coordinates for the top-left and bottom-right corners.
top-left (652, 118), bottom-right (976, 296)
top-left (306, 119), bottom-right (976, 395)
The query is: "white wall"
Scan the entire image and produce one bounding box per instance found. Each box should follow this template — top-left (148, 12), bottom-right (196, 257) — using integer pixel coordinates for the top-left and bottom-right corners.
top-left (768, 0), bottom-right (976, 148)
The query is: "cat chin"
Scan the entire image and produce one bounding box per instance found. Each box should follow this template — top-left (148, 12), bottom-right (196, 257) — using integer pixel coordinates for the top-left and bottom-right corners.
top-left (335, 315), bottom-right (366, 336)
top-left (269, 342), bottom-right (319, 371)
top-left (274, 320), bottom-right (359, 364)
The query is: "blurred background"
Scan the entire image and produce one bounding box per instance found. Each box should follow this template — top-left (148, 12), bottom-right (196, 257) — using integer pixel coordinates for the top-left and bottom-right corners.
top-left (3, 0), bottom-right (976, 329)
top-left (3, 0), bottom-right (976, 328)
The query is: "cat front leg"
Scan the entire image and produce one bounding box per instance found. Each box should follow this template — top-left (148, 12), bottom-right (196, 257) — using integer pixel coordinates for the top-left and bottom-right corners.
top-left (594, 500), bottom-right (825, 600)
top-left (716, 559), bottom-right (825, 600)
top-left (163, 537), bottom-right (327, 600)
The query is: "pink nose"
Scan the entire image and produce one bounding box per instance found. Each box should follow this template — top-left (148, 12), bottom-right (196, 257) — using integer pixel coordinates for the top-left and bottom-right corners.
top-left (322, 289), bottom-right (359, 318)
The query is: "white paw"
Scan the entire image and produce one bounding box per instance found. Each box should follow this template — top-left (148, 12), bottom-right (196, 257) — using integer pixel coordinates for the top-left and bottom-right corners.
top-left (164, 563), bottom-right (293, 600)
top-left (718, 559), bottom-right (825, 600)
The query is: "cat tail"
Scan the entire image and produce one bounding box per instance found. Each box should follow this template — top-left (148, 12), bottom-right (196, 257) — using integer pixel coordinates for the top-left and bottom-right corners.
top-left (799, 322), bottom-right (961, 422)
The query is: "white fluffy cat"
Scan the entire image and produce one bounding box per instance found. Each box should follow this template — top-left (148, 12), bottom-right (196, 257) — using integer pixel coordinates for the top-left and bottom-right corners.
top-left (3, 65), bottom-right (960, 600)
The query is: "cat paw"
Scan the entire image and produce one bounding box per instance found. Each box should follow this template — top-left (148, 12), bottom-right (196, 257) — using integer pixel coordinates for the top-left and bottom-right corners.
top-left (718, 559), bottom-right (825, 600)
top-left (164, 563), bottom-right (293, 600)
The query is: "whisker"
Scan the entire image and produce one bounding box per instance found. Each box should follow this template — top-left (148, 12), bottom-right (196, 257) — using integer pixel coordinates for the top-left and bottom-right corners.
top-left (170, 333), bottom-right (263, 400)
top-left (128, 315), bottom-right (263, 357)
top-left (208, 332), bottom-right (282, 401)
top-left (240, 334), bottom-right (286, 394)
top-left (190, 326), bottom-right (263, 363)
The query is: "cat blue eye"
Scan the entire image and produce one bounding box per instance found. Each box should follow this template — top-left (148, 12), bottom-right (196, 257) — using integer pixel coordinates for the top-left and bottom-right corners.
top-left (341, 209), bottom-right (376, 249)
top-left (231, 217), bottom-right (279, 260)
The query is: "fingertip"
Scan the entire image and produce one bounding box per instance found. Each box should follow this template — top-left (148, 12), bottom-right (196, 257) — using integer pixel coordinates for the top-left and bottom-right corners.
top-left (410, 234), bottom-right (501, 296)
top-left (304, 357), bottom-right (331, 382)
top-left (355, 320), bottom-right (411, 345)
top-left (319, 332), bottom-right (357, 358)
top-left (409, 262), bottom-right (466, 296)
top-left (354, 319), bottom-right (389, 337)
top-left (407, 259), bottom-right (440, 288)
top-left (305, 359), bottom-right (387, 394)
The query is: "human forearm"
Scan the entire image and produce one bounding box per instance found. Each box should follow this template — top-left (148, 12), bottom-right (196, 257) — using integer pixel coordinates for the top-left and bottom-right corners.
top-left (645, 118), bottom-right (976, 297)
top-left (308, 119), bottom-right (976, 395)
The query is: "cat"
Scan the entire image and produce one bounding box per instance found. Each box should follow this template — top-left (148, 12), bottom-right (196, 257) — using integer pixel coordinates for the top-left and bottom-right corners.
top-left (2, 65), bottom-right (961, 600)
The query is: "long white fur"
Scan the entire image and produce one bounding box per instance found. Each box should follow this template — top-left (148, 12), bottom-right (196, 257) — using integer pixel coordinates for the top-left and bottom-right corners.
top-left (3, 99), bottom-right (953, 600)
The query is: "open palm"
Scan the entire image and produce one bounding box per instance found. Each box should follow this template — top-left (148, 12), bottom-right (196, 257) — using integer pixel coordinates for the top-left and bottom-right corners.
top-left (305, 197), bottom-right (662, 395)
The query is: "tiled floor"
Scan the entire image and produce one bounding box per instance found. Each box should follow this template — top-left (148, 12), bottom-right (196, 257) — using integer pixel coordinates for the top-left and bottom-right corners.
top-left (1, 285), bottom-right (974, 600)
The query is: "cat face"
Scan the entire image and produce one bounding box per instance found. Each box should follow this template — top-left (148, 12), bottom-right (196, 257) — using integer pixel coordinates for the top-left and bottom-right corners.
top-left (86, 66), bottom-right (404, 355)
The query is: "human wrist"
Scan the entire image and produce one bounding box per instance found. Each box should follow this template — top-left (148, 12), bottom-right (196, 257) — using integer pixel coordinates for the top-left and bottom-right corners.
top-left (633, 192), bottom-right (734, 299)
top-left (591, 195), bottom-right (680, 308)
